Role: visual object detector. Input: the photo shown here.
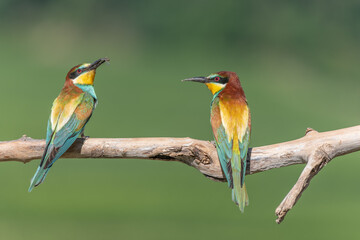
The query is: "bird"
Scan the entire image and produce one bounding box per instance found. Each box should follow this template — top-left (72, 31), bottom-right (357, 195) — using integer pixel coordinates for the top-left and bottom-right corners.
top-left (183, 71), bottom-right (251, 212)
top-left (28, 58), bottom-right (110, 192)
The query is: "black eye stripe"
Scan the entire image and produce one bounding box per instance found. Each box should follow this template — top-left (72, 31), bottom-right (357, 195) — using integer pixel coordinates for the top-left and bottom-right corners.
top-left (69, 68), bottom-right (84, 79)
top-left (211, 76), bottom-right (228, 84)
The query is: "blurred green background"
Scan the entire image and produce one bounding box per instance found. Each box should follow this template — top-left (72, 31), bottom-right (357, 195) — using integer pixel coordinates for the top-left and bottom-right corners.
top-left (1, 0), bottom-right (360, 239)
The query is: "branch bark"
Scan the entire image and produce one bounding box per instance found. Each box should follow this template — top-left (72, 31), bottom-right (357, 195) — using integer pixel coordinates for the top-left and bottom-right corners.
top-left (1, 125), bottom-right (360, 223)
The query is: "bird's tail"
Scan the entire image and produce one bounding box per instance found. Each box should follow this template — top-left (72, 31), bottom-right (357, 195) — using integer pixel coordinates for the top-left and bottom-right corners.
top-left (232, 182), bottom-right (249, 212)
top-left (28, 166), bottom-right (50, 192)
top-left (231, 141), bottom-right (249, 212)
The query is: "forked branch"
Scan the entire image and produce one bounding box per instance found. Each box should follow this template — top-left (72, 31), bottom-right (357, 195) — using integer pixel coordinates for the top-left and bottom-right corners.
top-left (1, 125), bottom-right (360, 223)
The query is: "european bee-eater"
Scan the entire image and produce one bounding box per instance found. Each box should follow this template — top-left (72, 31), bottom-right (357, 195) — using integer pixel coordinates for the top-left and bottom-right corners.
top-left (183, 71), bottom-right (251, 212)
top-left (29, 58), bottom-right (110, 192)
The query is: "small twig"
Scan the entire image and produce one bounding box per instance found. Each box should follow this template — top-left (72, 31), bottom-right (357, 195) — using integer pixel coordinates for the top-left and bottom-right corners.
top-left (275, 131), bottom-right (333, 223)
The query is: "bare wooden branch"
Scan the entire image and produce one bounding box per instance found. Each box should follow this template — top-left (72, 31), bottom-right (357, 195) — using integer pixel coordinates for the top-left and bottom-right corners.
top-left (1, 125), bottom-right (360, 223)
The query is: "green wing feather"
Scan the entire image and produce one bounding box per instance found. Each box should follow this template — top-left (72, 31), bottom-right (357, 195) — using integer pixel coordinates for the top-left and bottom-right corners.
top-left (29, 92), bottom-right (94, 191)
top-left (211, 97), bottom-right (233, 187)
top-left (239, 128), bottom-right (250, 186)
top-left (215, 125), bottom-right (233, 187)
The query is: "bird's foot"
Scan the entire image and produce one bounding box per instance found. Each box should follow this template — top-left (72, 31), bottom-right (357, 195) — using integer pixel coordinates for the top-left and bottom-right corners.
top-left (81, 133), bottom-right (90, 140)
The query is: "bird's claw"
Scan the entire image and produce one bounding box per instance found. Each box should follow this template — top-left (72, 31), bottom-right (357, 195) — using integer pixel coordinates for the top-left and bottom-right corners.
top-left (81, 133), bottom-right (90, 139)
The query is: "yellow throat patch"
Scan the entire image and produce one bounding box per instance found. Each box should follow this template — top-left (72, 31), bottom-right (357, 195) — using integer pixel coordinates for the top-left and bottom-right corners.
top-left (73, 70), bottom-right (96, 85)
top-left (206, 83), bottom-right (225, 95)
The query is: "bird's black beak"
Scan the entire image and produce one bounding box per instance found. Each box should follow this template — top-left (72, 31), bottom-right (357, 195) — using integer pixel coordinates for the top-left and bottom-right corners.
top-left (88, 57), bottom-right (110, 71)
top-left (182, 77), bottom-right (208, 83)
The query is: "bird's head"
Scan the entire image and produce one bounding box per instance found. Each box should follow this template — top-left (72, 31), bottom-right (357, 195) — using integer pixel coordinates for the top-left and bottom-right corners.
top-left (66, 58), bottom-right (110, 85)
top-left (182, 71), bottom-right (233, 95)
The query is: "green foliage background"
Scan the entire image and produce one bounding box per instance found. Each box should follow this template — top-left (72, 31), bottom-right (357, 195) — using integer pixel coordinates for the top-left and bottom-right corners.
top-left (0, 0), bottom-right (360, 239)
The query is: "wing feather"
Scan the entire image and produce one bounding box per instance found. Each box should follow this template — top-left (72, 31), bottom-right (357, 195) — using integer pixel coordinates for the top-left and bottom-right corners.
top-left (29, 92), bottom-right (95, 190)
top-left (43, 93), bottom-right (94, 168)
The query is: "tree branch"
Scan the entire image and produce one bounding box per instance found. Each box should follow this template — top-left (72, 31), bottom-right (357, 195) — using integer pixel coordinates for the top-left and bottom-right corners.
top-left (1, 125), bottom-right (360, 223)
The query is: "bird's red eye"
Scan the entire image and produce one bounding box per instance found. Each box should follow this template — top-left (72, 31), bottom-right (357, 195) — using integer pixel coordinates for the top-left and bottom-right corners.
top-left (77, 69), bottom-right (82, 73)
top-left (214, 77), bottom-right (220, 81)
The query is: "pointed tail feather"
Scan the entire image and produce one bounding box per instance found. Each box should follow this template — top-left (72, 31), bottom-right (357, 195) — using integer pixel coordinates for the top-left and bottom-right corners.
top-left (28, 167), bottom-right (50, 192)
top-left (230, 144), bottom-right (249, 212)
top-left (231, 173), bottom-right (249, 212)
top-left (232, 184), bottom-right (248, 212)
